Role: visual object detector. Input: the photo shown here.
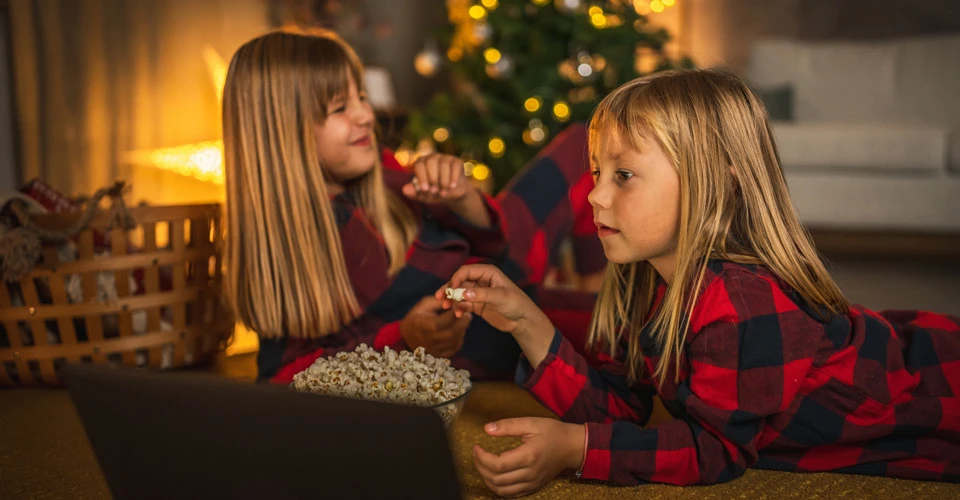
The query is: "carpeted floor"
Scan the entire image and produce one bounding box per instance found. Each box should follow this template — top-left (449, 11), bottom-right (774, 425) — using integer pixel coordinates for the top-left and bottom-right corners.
top-left (2, 353), bottom-right (959, 499)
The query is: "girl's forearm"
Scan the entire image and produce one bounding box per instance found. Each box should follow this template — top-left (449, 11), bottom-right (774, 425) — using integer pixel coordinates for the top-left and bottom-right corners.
top-left (447, 188), bottom-right (492, 228)
top-left (514, 310), bottom-right (557, 370)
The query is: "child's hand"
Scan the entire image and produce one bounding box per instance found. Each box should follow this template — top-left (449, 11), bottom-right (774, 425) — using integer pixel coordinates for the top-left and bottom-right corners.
top-left (473, 417), bottom-right (586, 498)
top-left (436, 264), bottom-right (555, 368)
top-left (398, 296), bottom-right (471, 358)
top-left (402, 153), bottom-right (470, 205)
top-left (436, 264), bottom-right (547, 340)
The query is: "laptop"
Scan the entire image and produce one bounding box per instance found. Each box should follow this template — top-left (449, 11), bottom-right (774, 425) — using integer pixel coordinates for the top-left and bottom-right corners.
top-left (61, 363), bottom-right (464, 500)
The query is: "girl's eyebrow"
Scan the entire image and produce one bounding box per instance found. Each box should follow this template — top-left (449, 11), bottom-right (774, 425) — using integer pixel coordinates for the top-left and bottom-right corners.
top-left (590, 152), bottom-right (624, 165)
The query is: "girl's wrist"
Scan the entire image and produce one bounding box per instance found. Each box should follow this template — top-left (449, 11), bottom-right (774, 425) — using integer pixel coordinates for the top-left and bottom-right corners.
top-left (566, 423), bottom-right (588, 472)
top-left (514, 310), bottom-right (557, 368)
top-left (446, 188), bottom-right (491, 228)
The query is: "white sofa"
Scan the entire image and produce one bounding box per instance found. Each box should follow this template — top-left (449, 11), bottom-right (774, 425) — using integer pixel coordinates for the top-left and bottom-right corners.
top-left (746, 34), bottom-right (960, 233)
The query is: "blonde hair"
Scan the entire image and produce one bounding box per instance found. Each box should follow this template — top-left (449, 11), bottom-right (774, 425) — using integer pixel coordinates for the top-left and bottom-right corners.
top-left (223, 28), bottom-right (417, 339)
top-left (587, 69), bottom-right (850, 384)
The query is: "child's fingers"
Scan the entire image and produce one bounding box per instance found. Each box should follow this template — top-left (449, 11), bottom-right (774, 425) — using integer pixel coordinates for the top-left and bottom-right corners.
top-left (489, 481), bottom-right (537, 499)
top-left (438, 157), bottom-right (453, 193)
top-left (414, 161), bottom-right (429, 192)
top-left (473, 445), bottom-right (527, 475)
top-left (474, 458), bottom-right (531, 488)
top-left (449, 264), bottom-right (499, 288)
top-left (476, 444), bottom-right (533, 474)
top-left (448, 158), bottom-right (462, 189)
top-left (425, 156), bottom-right (441, 193)
top-left (484, 417), bottom-right (538, 437)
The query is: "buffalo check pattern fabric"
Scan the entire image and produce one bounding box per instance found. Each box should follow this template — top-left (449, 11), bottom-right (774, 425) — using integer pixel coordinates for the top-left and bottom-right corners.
top-left (517, 261), bottom-right (960, 485)
top-left (258, 124), bottom-right (604, 383)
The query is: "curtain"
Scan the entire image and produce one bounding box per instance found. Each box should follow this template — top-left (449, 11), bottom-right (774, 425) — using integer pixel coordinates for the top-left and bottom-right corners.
top-left (9, 0), bottom-right (268, 203)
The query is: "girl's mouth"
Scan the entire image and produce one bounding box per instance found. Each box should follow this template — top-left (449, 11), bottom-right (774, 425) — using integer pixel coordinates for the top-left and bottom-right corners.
top-left (351, 135), bottom-right (371, 147)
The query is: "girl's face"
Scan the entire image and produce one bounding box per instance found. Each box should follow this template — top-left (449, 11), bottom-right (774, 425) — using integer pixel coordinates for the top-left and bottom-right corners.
top-left (588, 130), bottom-right (681, 281)
top-left (314, 73), bottom-right (377, 187)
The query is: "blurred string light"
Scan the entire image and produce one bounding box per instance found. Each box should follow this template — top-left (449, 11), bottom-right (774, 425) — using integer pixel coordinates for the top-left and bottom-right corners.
top-left (433, 127), bottom-right (450, 142)
top-left (488, 137), bottom-right (506, 157)
top-left (633, 0), bottom-right (677, 15)
top-left (468, 4), bottom-right (487, 20)
top-left (524, 96), bottom-right (542, 112)
top-left (484, 47), bottom-right (502, 64)
top-left (553, 101), bottom-right (571, 121)
top-left (473, 163), bottom-right (491, 181)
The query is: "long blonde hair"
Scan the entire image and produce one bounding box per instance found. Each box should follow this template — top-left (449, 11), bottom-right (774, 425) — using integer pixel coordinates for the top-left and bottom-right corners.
top-left (222, 29), bottom-right (416, 339)
top-left (587, 69), bottom-right (850, 384)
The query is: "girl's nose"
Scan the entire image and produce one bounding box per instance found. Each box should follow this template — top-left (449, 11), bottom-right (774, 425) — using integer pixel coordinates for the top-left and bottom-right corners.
top-left (352, 100), bottom-right (374, 128)
top-left (587, 182), bottom-right (610, 210)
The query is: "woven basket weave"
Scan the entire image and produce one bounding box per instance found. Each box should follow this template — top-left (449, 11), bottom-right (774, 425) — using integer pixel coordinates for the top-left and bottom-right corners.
top-left (0, 204), bottom-right (234, 386)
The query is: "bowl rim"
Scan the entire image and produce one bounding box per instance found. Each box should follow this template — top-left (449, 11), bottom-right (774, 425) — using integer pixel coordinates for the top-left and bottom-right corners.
top-left (429, 383), bottom-right (473, 408)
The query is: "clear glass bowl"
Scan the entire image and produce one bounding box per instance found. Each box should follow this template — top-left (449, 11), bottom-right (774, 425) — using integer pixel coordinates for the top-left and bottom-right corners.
top-left (431, 385), bottom-right (472, 427)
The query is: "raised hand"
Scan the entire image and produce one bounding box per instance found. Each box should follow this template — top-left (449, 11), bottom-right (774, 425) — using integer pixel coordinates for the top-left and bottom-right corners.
top-left (398, 295), bottom-right (471, 358)
top-left (436, 264), bottom-right (555, 368)
top-left (401, 153), bottom-right (469, 205)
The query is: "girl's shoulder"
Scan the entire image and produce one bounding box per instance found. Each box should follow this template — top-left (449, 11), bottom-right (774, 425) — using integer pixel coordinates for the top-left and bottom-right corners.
top-left (701, 260), bottom-right (782, 293)
top-left (688, 260), bottom-right (806, 328)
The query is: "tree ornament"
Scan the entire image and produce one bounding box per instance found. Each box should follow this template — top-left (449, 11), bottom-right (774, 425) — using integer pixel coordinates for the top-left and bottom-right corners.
top-left (554, 0), bottom-right (583, 14)
top-left (414, 41), bottom-right (442, 77)
top-left (485, 53), bottom-right (514, 79)
top-left (472, 22), bottom-right (493, 44)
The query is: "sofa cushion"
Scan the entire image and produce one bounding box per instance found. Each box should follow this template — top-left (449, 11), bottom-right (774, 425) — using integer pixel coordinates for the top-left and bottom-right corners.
top-left (785, 171), bottom-right (960, 231)
top-left (749, 36), bottom-right (960, 132)
top-left (771, 122), bottom-right (949, 173)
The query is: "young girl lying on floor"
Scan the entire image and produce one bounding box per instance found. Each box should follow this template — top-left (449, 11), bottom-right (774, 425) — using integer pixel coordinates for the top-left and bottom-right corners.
top-left (438, 68), bottom-right (960, 497)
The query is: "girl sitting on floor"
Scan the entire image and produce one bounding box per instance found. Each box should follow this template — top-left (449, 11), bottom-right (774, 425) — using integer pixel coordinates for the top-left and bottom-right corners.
top-left (221, 28), bottom-right (604, 383)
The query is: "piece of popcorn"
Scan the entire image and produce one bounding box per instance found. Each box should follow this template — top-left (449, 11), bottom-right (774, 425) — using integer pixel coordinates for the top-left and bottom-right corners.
top-left (445, 287), bottom-right (466, 302)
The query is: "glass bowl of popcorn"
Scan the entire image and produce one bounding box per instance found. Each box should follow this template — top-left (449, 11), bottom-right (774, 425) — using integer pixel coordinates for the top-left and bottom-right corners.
top-left (290, 344), bottom-right (472, 427)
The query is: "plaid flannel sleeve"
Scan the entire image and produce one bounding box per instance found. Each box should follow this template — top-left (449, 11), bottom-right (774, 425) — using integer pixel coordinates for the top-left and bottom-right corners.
top-left (429, 193), bottom-right (507, 258)
top-left (261, 316), bottom-right (407, 384)
top-left (523, 271), bottom-right (817, 485)
top-left (517, 330), bottom-right (657, 427)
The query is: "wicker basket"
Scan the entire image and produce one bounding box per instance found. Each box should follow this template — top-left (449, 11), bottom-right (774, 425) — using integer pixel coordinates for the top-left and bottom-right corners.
top-left (0, 204), bottom-right (234, 386)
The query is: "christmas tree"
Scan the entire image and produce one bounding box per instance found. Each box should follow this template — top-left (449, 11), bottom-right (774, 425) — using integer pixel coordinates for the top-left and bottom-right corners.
top-left (403, 0), bottom-right (693, 192)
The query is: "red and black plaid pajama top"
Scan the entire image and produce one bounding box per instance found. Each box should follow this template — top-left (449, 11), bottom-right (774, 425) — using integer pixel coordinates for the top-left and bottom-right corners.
top-left (258, 124), bottom-right (604, 383)
top-left (518, 260), bottom-right (960, 484)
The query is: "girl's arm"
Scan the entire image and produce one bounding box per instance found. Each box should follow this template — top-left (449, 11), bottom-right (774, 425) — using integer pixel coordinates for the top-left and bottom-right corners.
top-left (566, 271), bottom-right (816, 485)
top-left (439, 264), bottom-right (656, 425)
top-left (381, 153), bottom-right (507, 258)
top-left (517, 329), bottom-right (657, 426)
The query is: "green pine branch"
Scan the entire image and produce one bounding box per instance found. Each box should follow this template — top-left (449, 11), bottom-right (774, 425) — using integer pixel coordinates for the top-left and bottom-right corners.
top-left (404, 0), bottom-right (693, 192)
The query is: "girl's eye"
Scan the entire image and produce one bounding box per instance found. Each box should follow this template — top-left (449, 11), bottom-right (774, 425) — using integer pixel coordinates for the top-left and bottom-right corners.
top-left (616, 169), bottom-right (634, 182)
top-left (590, 168), bottom-right (600, 179)
top-left (330, 104), bottom-right (346, 114)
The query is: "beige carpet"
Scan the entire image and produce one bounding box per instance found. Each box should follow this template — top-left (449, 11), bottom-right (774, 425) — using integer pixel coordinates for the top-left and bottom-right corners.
top-left (2, 354), bottom-right (958, 499)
